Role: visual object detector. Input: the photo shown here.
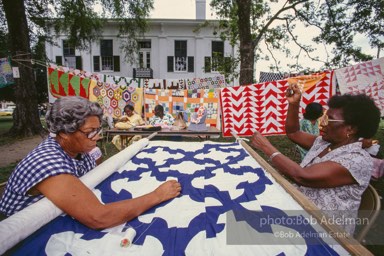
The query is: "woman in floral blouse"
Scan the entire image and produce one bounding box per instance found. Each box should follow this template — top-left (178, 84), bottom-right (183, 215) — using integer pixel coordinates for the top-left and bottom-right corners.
top-left (149, 105), bottom-right (175, 126)
top-left (250, 84), bottom-right (380, 235)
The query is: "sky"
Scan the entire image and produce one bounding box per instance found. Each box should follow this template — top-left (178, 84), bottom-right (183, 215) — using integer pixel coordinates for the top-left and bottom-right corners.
top-left (149, 0), bottom-right (378, 80)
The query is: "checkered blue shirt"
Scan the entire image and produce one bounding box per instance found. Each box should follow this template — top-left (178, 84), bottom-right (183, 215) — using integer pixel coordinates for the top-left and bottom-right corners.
top-left (0, 136), bottom-right (96, 216)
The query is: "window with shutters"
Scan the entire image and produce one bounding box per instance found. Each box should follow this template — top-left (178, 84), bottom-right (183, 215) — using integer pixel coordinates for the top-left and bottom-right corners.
top-left (62, 40), bottom-right (76, 69)
top-left (63, 40), bottom-right (75, 56)
top-left (138, 40), bottom-right (151, 68)
top-left (211, 41), bottom-right (224, 72)
top-left (174, 40), bottom-right (187, 72)
top-left (100, 39), bottom-right (114, 71)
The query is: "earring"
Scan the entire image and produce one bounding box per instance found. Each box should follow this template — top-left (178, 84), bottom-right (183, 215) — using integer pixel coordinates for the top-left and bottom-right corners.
top-left (346, 133), bottom-right (350, 138)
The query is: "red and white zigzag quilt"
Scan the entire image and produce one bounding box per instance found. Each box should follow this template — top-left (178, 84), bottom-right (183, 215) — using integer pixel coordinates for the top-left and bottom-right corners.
top-left (220, 71), bottom-right (334, 137)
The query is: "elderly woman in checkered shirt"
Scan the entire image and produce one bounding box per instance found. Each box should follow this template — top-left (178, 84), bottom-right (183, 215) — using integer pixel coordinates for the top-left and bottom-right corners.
top-left (0, 96), bottom-right (181, 229)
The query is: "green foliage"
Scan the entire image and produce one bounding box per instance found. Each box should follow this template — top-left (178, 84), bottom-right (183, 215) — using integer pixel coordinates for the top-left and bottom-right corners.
top-left (53, 1), bottom-right (103, 50)
top-left (32, 36), bottom-right (49, 103)
top-left (311, 0), bottom-right (377, 67)
top-left (0, 0), bottom-right (155, 136)
top-left (209, 0), bottom-right (383, 83)
top-left (0, 0), bottom-right (154, 66)
top-left (0, 29), bottom-right (10, 57)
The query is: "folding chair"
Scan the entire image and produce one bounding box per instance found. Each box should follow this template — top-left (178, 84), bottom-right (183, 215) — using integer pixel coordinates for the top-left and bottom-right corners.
top-left (354, 184), bottom-right (381, 243)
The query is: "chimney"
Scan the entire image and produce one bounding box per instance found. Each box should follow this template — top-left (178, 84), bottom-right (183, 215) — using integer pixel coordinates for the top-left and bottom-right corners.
top-left (196, 0), bottom-right (206, 20)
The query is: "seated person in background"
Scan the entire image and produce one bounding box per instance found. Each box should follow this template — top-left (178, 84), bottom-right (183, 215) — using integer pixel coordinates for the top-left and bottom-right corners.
top-left (112, 104), bottom-right (145, 150)
top-left (297, 102), bottom-right (323, 160)
top-left (0, 96), bottom-right (181, 228)
top-left (115, 104), bottom-right (144, 129)
top-left (250, 84), bottom-right (380, 235)
top-left (149, 104), bottom-right (175, 126)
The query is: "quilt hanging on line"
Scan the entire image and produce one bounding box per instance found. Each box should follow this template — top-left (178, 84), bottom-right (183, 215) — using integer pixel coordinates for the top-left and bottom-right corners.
top-left (143, 79), bottom-right (187, 90)
top-left (48, 66), bottom-right (92, 99)
top-left (92, 82), bottom-right (143, 118)
top-left (48, 63), bottom-right (105, 82)
top-left (143, 75), bottom-right (227, 90)
top-left (185, 75), bottom-right (227, 89)
top-left (144, 88), bottom-right (220, 126)
top-left (0, 57), bottom-right (14, 88)
top-left (47, 65), bottom-right (143, 117)
top-left (335, 57), bottom-right (384, 116)
top-left (12, 141), bottom-right (346, 256)
top-left (259, 72), bottom-right (284, 83)
top-left (220, 71), bottom-right (334, 137)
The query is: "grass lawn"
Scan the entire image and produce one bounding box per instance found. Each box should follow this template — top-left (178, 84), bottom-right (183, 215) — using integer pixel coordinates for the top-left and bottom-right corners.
top-left (0, 116), bottom-right (15, 146)
top-left (0, 116), bottom-right (47, 146)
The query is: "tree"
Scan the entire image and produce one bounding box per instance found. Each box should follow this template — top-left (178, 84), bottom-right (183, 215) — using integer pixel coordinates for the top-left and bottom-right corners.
top-left (0, 0), bottom-right (154, 137)
top-left (210, 0), bottom-right (383, 85)
top-left (313, 0), bottom-right (383, 67)
top-left (2, 0), bottom-right (41, 137)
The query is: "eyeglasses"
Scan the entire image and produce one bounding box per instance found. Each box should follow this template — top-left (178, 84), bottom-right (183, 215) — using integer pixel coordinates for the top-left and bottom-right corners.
top-left (319, 114), bottom-right (344, 126)
top-left (78, 126), bottom-right (103, 139)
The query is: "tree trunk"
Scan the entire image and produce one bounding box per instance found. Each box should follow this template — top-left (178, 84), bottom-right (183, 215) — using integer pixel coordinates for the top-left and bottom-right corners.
top-left (236, 0), bottom-right (254, 85)
top-left (2, 0), bottom-right (44, 137)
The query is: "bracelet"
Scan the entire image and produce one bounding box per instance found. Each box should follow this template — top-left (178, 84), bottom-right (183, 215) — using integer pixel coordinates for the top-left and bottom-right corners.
top-left (269, 151), bottom-right (282, 162)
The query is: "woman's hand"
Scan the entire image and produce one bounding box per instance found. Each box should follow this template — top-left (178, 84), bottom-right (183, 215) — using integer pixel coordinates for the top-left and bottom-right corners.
top-left (154, 180), bottom-right (181, 202)
top-left (119, 116), bottom-right (128, 122)
top-left (250, 131), bottom-right (276, 156)
top-left (286, 83), bottom-right (301, 105)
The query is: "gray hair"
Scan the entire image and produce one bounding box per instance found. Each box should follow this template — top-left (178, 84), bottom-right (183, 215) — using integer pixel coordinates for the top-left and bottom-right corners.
top-left (46, 96), bottom-right (103, 136)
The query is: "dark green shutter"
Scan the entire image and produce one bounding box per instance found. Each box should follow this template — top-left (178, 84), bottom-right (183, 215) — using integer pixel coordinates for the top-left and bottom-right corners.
top-left (55, 56), bottom-right (62, 65)
top-left (75, 56), bottom-right (82, 70)
top-left (188, 56), bottom-right (194, 72)
top-left (93, 56), bottom-right (100, 72)
top-left (167, 56), bottom-right (174, 72)
top-left (113, 56), bottom-right (120, 72)
top-left (204, 57), bottom-right (211, 73)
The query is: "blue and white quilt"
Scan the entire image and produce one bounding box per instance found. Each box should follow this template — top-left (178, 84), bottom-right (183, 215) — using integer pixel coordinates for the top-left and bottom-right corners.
top-left (12, 141), bottom-right (348, 255)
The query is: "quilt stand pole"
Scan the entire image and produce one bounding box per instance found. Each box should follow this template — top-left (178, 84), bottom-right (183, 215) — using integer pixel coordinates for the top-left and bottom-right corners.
top-left (231, 132), bottom-right (372, 256)
top-left (0, 138), bottom-right (151, 254)
top-left (147, 132), bottom-right (158, 140)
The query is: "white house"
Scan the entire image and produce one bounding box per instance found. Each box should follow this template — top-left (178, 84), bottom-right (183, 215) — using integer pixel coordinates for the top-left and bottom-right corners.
top-left (45, 1), bottom-right (239, 85)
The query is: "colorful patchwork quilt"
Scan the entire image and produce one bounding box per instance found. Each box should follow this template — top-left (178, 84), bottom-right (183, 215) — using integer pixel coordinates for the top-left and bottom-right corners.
top-left (220, 71), bottom-right (334, 137)
top-left (11, 141), bottom-right (347, 255)
top-left (48, 67), bottom-right (92, 99)
top-left (335, 57), bottom-right (384, 116)
top-left (92, 83), bottom-right (143, 118)
top-left (185, 75), bottom-right (226, 89)
top-left (144, 89), bottom-right (220, 126)
top-left (49, 63), bottom-right (105, 82)
top-left (47, 65), bottom-right (143, 117)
